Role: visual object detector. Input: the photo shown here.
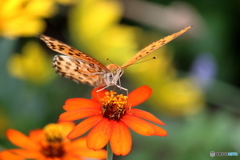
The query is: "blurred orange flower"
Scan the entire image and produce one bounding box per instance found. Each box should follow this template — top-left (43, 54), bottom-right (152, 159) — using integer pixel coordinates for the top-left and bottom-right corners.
top-left (0, 122), bottom-right (106, 160)
top-left (59, 86), bottom-right (167, 156)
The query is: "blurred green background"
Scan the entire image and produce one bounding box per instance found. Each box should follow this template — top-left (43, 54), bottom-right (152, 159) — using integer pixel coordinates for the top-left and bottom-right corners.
top-left (0, 0), bottom-right (240, 159)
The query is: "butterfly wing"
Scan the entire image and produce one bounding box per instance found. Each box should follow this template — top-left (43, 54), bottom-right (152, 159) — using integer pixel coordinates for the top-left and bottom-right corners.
top-left (53, 55), bottom-right (107, 87)
top-left (121, 26), bottom-right (192, 68)
top-left (39, 34), bottom-right (109, 87)
top-left (39, 34), bottom-right (108, 70)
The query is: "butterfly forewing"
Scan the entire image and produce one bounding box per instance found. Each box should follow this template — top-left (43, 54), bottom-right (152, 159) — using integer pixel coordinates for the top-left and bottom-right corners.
top-left (39, 34), bottom-right (108, 70)
top-left (122, 25), bottom-right (192, 68)
top-left (39, 34), bottom-right (110, 87)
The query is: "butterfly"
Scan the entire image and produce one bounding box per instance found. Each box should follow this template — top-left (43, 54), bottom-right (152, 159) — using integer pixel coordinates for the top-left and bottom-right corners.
top-left (39, 26), bottom-right (192, 91)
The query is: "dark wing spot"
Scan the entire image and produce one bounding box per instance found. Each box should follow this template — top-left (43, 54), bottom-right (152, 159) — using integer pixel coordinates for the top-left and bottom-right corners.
top-left (57, 45), bottom-right (65, 51)
top-left (89, 63), bottom-right (94, 67)
top-left (76, 60), bottom-right (81, 64)
top-left (56, 66), bottom-right (62, 70)
top-left (49, 38), bottom-right (56, 41)
top-left (160, 40), bottom-right (166, 45)
top-left (49, 42), bottom-right (56, 49)
top-left (68, 48), bottom-right (74, 52)
top-left (97, 68), bottom-right (103, 72)
top-left (57, 72), bottom-right (66, 77)
top-left (87, 68), bottom-right (95, 73)
top-left (58, 56), bottom-right (64, 61)
top-left (75, 53), bottom-right (82, 56)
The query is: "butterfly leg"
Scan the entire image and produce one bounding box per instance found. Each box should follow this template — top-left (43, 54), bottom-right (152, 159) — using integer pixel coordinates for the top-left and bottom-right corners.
top-left (96, 86), bottom-right (110, 92)
top-left (115, 84), bottom-right (128, 95)
top-left (117, 78), bottom-right (128, 95)
top-left (96, 85), bottom-right (128, 95)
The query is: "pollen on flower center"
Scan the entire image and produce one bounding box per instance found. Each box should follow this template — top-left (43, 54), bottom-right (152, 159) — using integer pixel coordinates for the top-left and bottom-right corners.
top-left (41, 124), bottom-right (66, 158)
top-left (100, 90), bottom-right (128, 121)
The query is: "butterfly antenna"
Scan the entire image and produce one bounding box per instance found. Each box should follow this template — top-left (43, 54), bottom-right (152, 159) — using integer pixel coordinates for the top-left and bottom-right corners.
top-left (106, 58), bottom-right (120, 68)
top-left (122, 56), bottom-right (157, 68)
top-left (106, 58), bottom-right (114, 64)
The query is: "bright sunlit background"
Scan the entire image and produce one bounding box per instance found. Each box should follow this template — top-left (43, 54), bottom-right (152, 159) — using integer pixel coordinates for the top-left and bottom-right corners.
top-left (0, 0), bottom-right (240, 160)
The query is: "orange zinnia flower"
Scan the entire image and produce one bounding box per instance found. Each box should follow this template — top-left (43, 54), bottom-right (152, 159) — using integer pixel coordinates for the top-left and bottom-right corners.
top-left (0, 122), bottom-right (106, 160)
top-left (59, 86), bottom-right (167, 156)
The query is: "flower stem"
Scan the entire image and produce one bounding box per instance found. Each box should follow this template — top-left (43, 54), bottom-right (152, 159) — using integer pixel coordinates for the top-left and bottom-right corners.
top-left (107, 143), bottom-right (113, 160)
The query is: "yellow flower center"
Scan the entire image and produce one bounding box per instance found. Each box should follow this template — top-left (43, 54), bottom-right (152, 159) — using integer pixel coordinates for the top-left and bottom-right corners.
top-left (41, 124), bottom-right (66, 158)
top-left (101, 90), bottom-right (128, 121)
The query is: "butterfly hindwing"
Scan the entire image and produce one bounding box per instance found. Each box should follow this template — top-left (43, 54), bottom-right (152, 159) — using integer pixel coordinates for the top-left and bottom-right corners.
top-left (53, 55), bottom-right (107, 87)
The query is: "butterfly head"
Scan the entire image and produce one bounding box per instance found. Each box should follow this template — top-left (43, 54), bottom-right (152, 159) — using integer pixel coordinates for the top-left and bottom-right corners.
top-left (105, 64), bottom-right (124, 86)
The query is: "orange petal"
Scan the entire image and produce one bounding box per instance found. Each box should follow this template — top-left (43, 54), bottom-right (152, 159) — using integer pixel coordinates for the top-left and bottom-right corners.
top-left (65, 137), bottom-right (87, 150)
top-left (6, 129), bottom-right (40, 150)
top-left (110, 121), bottom-right (132, 156)
top-left (63, 98), bottom-right (101, 111)
top-left (66, 137), bottom-right (107, 159)
top-left (53, 157), bottom-right (63, 160)
top-left (131, 109), bottom-right (165, 125)
top-left (87, 118), bottom-right (113, 150)
top-left (151, 124), bottom-right (168, 136)
top-left (128, 85), bottom-right (152, 107)
top-left (66, 137), bottom-right (106, 159)
top-left (0, 150), bottom-right (24, 160)
top-left (59, 107), bottom-right (101, 121)
top-left (70, 149), bottom-right (107, 159)
top-left (67, 116), bottom-right (102, 139)
top-left (7, 149), bottom-right (44, 159)
top-left (29, 129), bottom-right (44, 143)
top-left (91, 88), bottom-right (108, 102)
top-left (121, 115), bottom-right (156, 136)
top-left (63, 155), bottom-right (82, 160)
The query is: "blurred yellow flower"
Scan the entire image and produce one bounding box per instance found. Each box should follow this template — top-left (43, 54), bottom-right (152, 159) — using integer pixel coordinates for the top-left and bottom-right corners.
top-left (67, 0), bottom-right (204, 116)
top-left (69, 0), bottom-right (138, 64)
top-left (0, 0), bottom-right (55, 38)
top-left (152, 78), bottom-right (204, 116)
top-left (0, 0), bottom-right (75, 38)
top-left (7, 41), bottom-right (55, 84)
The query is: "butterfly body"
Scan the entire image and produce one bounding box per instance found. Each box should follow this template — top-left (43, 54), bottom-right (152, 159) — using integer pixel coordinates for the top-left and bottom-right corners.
top-left (105, 64), bottom-right (124, 87)
top-left (39, 26), bottom-right (192, 90)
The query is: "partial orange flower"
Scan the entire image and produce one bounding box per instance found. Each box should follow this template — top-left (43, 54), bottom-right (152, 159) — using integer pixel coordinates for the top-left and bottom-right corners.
top-left (0, 122), bottom-right (106, 160)
top-left (59, 86), bottom-right (167, 156)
